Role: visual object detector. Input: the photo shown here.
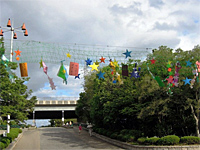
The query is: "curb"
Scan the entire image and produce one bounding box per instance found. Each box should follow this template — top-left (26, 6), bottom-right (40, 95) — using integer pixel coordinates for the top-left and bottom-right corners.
top-left (5, 128), bottom-right (27, 150)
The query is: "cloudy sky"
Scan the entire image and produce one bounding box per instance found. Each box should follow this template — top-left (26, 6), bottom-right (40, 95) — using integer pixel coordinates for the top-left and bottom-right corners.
top-left (1, 0), bottom-right (200, 100)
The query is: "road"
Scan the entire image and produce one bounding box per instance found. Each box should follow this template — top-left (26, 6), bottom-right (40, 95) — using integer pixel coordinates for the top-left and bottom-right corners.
top-left (13, 127), bottom-right (123, 150)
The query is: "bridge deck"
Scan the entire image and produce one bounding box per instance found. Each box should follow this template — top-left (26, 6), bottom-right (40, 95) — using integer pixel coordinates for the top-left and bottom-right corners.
top-left (35, 100), bottom-right (77, 105)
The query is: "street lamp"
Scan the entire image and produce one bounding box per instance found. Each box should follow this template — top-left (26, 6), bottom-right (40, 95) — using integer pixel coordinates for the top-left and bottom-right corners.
top-left (0, 18), bottom-right (28, 61)
top-left (0, 18), bottom-right (28, 134)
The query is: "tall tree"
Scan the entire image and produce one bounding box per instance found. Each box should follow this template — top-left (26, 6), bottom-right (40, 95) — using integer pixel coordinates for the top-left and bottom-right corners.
top-left (0, 38), bottom-right (37, 122)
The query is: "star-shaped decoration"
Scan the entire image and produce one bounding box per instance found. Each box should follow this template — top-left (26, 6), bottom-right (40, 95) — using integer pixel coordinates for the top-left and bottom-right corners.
top-left (15, 49), bottom-right (21, 56)
top-left (173, 76), bottom-right (179, 80)
top-left (186, 60), bottom-right (192, 67)
top-left (66, 53), bottom-right (71, 58)
top-left (129, 70), bottom-right (136, 79)
top-left (166, 76), bottom-right (173, 84)
top-left (75, 74), bottom-right (80, 79)
top-left (97, 71), bottom-right (105, 79)
top-left (113, 59), bottom-right (119, 68)
top-left (39, 59), bottom-right (43, 68)
top-left (183, 77), bottom-right (191, 85)
top-left (123, 49), bottom-right (132, 58)
top-left (174, 82), bottom-right (179, 87)
top-left (150, 58), bottom-right (156, 64)
top-left (99, 57), bottom-right (106, 63)
top-left (167, 61), bottom-right (172, 65)
top-left (62, 69), bottom-right (66, 74)
top-left (85, 58), bottom-right (92, 66)
top-left (89, 63), bottom-right (99, 71)
top-left (95, 60), bottom-right (100, 65)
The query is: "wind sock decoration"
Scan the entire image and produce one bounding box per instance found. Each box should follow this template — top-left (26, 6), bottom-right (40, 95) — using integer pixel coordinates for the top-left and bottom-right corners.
top-left (57, 61), bottom-right (68, 84)
top-left (47, 75), bottom-right (56, 90)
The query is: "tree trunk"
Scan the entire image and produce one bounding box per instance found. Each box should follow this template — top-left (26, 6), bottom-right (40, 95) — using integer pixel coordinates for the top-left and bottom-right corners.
top-left (190, 104), bottom-right (200, 137)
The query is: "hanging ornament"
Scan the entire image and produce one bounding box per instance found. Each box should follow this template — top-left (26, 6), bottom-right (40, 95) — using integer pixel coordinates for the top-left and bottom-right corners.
top-left (123, 49), bottom-right (132, 58)
top-left (97, 71), bottom-right (105, 80)
top-left (19, 62), bottom-right (28, 77)
top-left (57, 61), bottom-right (68, 84)
top-left (69, 62), bottom-right (79, 76)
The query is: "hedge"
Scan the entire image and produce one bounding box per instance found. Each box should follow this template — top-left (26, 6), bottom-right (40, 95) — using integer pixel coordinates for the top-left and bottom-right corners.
top-left (0, 142), bottom-right (5, 150)
top-left (158, 135), bottom-right (180, 145)
top-left (180, 136), bottom-right (200, 144)
top-left (137, 137), bottom-right (147, 144)
top-left (145, 137), bottom-right (160, 145)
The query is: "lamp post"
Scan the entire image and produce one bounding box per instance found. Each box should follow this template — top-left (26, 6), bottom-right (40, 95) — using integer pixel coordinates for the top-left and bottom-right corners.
top-left (0, 18), bottom-right (28, 61)
top-left (0, 18), bottom-right (28, 133)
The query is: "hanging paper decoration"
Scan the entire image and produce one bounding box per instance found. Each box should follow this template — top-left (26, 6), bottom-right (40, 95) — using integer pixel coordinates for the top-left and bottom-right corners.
top-left (99, 57), bottom-right (106, 63)
top-left (42, 61), bottom-right (48, 74)
top-left (57, 61), bottom-right (68, 84)
top-left (85, 58), bottom-right (92, 66)
top-left (147, 63), bottom-right (165, 87)
top-left (75, 74), bottom-right (80, 79)
top-left (47, 75), bottom-right (56, 90)
top-left (130, 63), bottom-right (141, 79)
top-left (97, 71), bottom-right (105, 80)
top-left (123, 49), bottom-right (132, 58)
top-left (66, 53), bottom-right (71, 58)
top-left (122, 65), bottom-right (128, 76)
top-left (173, 62), bottom-right (181, 87)
top-left (69, 62), bottom-right (79, 76)
top-left (196, 61), bottom-right (200, 72)
top-left (89, 62), bottom-right (99, 71)
top-left (95, 60), bottom-right (100, 65)
top-left (19, 62), bottom-right (28, 77)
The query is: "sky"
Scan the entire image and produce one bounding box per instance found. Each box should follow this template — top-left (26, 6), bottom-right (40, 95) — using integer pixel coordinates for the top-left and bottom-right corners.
top-left (0, 0), bottom-right (200, 100)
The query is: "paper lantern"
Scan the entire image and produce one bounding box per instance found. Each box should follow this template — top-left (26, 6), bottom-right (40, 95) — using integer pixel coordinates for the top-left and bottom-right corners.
top-left (19, 62), bottom-right (28, 77)
top-left (69, 62), bottom-right (79, 76)
top-left (122, 65), bottom-right (128, 76)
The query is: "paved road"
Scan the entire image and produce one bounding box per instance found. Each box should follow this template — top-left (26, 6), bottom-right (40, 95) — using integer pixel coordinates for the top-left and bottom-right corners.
top-left (13, 127), bottom-right (123, 150)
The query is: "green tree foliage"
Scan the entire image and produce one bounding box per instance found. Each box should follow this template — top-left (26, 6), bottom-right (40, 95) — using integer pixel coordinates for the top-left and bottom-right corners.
top-left (0, 38), bottom-right (37, 122)
top-left (76, 45), bottom-right (200, 137)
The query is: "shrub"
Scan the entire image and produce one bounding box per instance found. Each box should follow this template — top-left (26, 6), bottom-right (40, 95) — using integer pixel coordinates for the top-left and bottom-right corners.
top-left (180, 136), bottom-right (200, 144)
top-left (110, 133), bottom-right (118, 139)
top-left (0, 142), bottom-right (5, 149)
top-left (145, 137), bottom-right (160, 145)
top-left (120, 129), bottom-right (129, 135)
top-left (127, 135), bottom-right (135, 142)
top-left (0, 137), bottom-right (10, 148)
top-left (106, 131), bottom-right (112, 137)
top-left (137, 137), bottom-right (147, 145)
top-left (158, 135), bottom-right (180, 145)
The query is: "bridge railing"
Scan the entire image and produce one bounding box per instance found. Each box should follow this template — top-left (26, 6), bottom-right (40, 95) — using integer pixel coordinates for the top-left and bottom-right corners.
top-left (35, 100), bottom-right (77, 105)
top-left (37, 97), bottom-right (79, 100)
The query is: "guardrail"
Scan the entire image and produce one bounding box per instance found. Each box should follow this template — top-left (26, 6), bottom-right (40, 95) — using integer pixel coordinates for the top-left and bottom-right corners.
top-left (35, 100), bottom-right (77, 105)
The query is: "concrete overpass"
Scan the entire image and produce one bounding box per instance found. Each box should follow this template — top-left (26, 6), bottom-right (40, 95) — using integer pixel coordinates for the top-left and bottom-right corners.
top-left (29, 99), bottom-right (78, 125)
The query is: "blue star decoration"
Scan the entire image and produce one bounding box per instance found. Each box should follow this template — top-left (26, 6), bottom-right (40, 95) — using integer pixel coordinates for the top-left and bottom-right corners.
top-left (183, 77), bottom-right (191, 85)
top-left (75, 74), bottom-right (80, 79)
top-left (113, 80), bottom-right (117, 83)
top-left (85, 58), bottom-right (92, 66)
top-left (123, 49), bottom-right (132, 58)
top-left (186, 60), bottom-right (192, 67)
top-left (97, 71), bottom-right (105, 80)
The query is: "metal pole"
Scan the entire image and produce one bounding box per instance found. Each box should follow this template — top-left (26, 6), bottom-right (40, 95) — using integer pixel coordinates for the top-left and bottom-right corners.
top-left (62, 110), bottom-right (64, 125)
top-left (7, 115), bottom-right (10, 134)
top-left (10, 28), bottom-right (13, 62)
top-left (33, 111), bottom-right (35, 126)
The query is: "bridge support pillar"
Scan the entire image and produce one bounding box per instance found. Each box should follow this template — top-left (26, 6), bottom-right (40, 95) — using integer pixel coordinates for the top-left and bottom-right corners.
top-left (62, 110), bottom-right (64, 125)
top-left (32, 111), bottom-right (36, 126)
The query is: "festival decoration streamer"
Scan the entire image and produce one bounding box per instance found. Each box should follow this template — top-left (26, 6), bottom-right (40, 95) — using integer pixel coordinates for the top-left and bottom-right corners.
top-left (57, 60), bottom-right (68, 84)
top-left (19, 62), bottom-right (28, 77)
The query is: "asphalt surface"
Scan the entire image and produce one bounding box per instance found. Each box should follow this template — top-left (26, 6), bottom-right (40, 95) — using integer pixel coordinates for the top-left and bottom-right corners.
top-left (13, 127), bottom-right (123, 150)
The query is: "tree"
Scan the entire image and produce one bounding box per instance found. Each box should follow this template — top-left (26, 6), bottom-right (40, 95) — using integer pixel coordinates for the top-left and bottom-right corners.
top-left (0, 38), bottom-right (37, 122)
